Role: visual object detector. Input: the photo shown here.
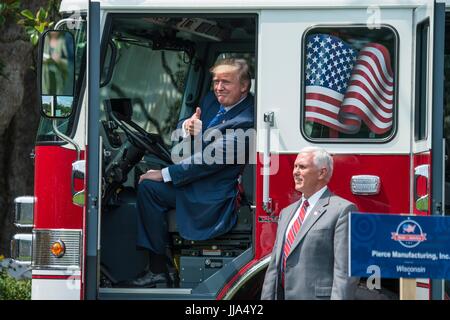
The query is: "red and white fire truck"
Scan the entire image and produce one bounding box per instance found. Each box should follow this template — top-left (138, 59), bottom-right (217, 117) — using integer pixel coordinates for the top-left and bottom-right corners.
top-left (9, 0), bottom-right (450, 300)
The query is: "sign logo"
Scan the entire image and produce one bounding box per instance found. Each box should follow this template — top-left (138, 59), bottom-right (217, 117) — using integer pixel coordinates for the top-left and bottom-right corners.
top-left (391, 219), bottom-right (427, 248)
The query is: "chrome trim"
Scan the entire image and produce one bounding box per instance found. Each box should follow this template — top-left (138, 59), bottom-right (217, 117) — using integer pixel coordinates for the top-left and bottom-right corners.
top-left (414, 164), bottom-right (429, 212)
top-left (351, 175), bottom-right (381, 195)
top-left (10, 233), bottom-right (32, 263)
top-left (50, 16), bottom-right (82, 161)
top-left (415, 164), bottom-right (429, 179)
top-left (14, 196), bottom-right (35, 228)
top-left (32, 229), bottom-right (82, 270)
top-left (52, 120), bottom-right (81, 161)
top-left (262, 112), bottom-right (274, 214)
top-left (223, 256), bottom-right (271, 300)
top-left (72, 159), bottom-right (86, 207)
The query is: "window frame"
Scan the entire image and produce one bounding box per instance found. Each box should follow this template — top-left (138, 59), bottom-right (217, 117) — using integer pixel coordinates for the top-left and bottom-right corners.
top-left (414, 18), bottom-right (430, 142)
top-left (299, 23), bottom-right (400, 144)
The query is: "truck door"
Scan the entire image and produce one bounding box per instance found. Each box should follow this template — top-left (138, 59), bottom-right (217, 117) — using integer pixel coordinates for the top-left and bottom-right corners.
top-left (84, 0), bottom-right (101, 300)
top-left (444, 8), bottom-right (450, 301)
top-left (411, 1), bottom-right (445, 300)
top-left (91, 10), bottom-right (257, 299)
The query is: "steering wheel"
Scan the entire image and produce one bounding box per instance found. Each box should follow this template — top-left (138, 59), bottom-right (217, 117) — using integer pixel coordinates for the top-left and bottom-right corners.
top-left (109, 110), bottom-right (173, 166)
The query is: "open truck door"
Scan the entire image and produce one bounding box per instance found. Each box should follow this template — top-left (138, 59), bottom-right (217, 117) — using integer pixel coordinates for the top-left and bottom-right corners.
top-left (84, 0), bottom-right (101, 300)
top-left (410, 0), bottom-right (445, 300)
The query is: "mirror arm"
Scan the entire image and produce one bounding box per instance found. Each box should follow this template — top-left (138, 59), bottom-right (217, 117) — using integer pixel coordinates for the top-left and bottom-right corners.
top-left (55, 18), bottom-right (83, 30)
top-left (52, 119), bottom-right (81, 161)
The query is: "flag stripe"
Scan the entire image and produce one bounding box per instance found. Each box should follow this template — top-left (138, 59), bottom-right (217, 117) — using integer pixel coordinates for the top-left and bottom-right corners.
top-left (341, 100), bottom-right (393, 127)
top-left (358, 48), bottom-right (393, 84)
top-left (356, 56), bottom-right (393, 92)
top-left (352, 65), bottom-right (393, 97)
top-left (305, 105), bottom-right (339, 119)
top-left (349, 71), bottom-right (393, 105)
top-left (305, 86), bottom-right (344, 101)
top-left (343, 92), bottom-right (393, 120)
top-left (353, 57), bottom-right (393, 91)
top-left (339, 105), bottom-right (392, 134)
top-left (341, 101), bottom-right (393, 127)
top-left (305, 94), bottom-right (342, 110)
top-left (347, 79), bottom-right (393, 108)
top-left (360, 44), bottom-right (393, 79)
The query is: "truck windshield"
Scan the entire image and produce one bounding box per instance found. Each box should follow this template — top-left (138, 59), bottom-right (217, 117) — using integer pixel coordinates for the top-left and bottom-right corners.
top-left (99, 21), bottom-right (191, 148)
top-left (36, 19), bottom-right (87, 143)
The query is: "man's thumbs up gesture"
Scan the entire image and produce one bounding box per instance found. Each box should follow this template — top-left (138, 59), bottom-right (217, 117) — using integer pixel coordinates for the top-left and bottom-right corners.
top-left (184, 107), bottom-right (202, 136)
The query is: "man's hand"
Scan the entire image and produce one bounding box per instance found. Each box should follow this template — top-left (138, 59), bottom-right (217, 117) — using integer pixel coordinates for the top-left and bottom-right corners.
top-left (139, 169), bottom-right (163, 183)
top-left (184, 107), bottom-right (202, 136)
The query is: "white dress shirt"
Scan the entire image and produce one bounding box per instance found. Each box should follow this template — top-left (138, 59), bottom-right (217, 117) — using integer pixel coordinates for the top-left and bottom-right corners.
top-left (284, 186), bottom-right (328, 241)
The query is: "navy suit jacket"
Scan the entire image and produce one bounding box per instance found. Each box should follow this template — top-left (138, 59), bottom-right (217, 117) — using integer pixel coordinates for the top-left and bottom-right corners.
top-left (168, 92), bottom-right (254, 240)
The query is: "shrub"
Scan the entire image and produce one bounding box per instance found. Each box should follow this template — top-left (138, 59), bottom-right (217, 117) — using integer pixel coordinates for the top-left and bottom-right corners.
top-left (0, 268), bottom-right (31, 300)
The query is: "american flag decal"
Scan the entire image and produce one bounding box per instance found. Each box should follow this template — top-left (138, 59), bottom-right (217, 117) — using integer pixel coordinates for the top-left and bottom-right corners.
top-left (305, 34), bottom-right (394, 135)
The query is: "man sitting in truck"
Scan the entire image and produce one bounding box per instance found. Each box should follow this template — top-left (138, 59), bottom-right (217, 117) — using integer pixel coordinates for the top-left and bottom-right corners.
top-left (129, 58), bottom-right (254, 288)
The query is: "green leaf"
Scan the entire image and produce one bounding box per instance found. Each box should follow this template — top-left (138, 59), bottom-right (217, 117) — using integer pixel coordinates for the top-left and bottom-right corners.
top-left (37, 8), bottom-right (46, 22)
top-left (31, 33), bottom-right (39, 46)
top-left (37, 22), bottom-right (46, 33)
top-left (0, 15), bottom-right (5, 27)
top-left (21, 9), bottom-right (34, 20)
top-left (33, 25), bottom-right (42, 33)
top-left (10, 1), bottom-right (21, 10)
top-left (25, 26), bottom-right (34, 35)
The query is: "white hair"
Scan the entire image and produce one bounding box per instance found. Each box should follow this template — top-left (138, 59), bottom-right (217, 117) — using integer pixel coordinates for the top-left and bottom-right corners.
top-left (299, 146), bottom-right (334, 180)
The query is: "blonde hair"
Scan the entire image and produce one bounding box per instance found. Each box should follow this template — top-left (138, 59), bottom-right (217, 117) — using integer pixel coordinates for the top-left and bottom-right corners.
top-left (210, 58), bottom-right (251, 91)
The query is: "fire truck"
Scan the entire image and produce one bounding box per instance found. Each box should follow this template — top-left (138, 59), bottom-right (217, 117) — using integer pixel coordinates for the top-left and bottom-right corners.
top-left (8, 0), bottom-right (450, 300)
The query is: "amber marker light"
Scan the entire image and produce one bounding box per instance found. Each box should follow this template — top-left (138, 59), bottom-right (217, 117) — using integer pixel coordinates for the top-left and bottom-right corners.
top-left (50, 240), bottom-right (65, 258)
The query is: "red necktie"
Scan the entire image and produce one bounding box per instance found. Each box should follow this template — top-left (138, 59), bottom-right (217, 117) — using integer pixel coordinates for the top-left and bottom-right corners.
top-left (282, 199), bottom-right (309, 285)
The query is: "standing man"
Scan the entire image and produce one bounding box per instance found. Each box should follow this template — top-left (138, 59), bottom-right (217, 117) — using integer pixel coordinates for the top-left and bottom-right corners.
top-left (261, 147), bottom-right (359, 300)
top-left (130, 58), bottom-right (254, 288)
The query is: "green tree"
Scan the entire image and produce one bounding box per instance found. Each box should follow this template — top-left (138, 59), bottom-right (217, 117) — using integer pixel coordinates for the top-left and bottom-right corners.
top-left (0, 0), bottom-right (61, 261)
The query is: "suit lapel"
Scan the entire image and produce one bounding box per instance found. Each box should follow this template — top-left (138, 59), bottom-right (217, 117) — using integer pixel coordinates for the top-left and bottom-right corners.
top-left (218, 94), bottom-right (253, 125)
top-left (289, 189), bottom-right (332, 255)
top-left (202, 94), bottom-right (253, 130)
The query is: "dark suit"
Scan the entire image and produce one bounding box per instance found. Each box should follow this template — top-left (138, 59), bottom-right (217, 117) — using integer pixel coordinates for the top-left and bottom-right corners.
top-left (261, 189), bottom-right (359, 300)
top-left (136, 92), bottom-right (254, 254)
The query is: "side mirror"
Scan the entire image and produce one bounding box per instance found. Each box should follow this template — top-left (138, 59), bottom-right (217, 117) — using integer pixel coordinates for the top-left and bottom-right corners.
top-left (39, 30), bottom-right (75, 118)
top-left (72, 160), bottom-right (85, 207)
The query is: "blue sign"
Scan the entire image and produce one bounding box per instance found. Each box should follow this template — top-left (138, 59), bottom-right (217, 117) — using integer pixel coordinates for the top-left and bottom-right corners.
top-left (349, 213), bottom-right (450, 279)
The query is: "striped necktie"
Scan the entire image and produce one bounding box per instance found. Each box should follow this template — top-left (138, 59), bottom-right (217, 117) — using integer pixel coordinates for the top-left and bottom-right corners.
top-left (282, 199), bottom-right (309, 284)
top-left (207, 106), bottom-right (227, 128)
